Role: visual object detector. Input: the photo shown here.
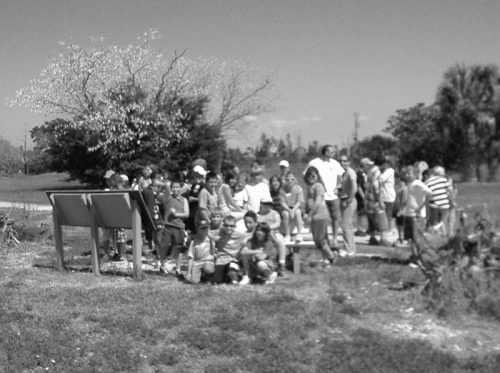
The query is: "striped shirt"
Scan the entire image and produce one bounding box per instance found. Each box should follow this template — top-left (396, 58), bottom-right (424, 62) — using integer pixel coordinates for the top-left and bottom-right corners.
top-left (425, 176), bottom-right (450, 209)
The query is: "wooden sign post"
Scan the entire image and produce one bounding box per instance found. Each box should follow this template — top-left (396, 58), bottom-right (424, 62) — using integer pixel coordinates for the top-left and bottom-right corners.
top-left (47, 190), bottom-right (154, 280)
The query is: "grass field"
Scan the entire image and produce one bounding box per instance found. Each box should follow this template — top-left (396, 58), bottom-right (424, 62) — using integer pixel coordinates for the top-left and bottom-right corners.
top-left (0, 173), bottom-right (85, 205)
top-left (1, 173), bottom-right (500, 372)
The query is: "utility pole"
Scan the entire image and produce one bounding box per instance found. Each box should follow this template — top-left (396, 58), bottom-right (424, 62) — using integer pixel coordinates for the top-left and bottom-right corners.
top-left (22, 123), bottom-right (28, 174)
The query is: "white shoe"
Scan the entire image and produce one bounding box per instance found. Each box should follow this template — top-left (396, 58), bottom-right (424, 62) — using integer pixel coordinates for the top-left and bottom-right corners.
top-left (284, 235), bottom-right (292, 243)
top-left (265, 272), bottom-right (278, 284)
top-left (239, 275), bottom-right (250, 285)
top-left (295, 234), bottom-right (303, 242)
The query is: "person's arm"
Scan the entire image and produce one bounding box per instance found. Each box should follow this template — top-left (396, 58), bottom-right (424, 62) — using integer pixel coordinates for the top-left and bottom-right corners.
top-left (416, 184), bottom-right (432, 217)
top-left (267, 211), bottom-right (281, 231)
top-left (198, 189), bottom-right (208, 211)
top-left (175, 197), bottom-right (190, 220)
top-left (291, 185), bottom-right (304, 213)
top-left (241, 240), bottom-right (260, 255)
top-left (348, 170), bottom-right (357, 201)
top-left (222, 184), bottom-right (243, 211)
top-left (308, 184), bottom-right (324, 217)
top-left (279, 190), bottom-right (291, 211)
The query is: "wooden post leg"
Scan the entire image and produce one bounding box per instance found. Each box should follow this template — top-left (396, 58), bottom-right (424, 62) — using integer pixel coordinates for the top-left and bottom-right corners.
top-left (293, 245), bottom-right (301, 274)
top-left (90, 219), bottom-right (100, 276)
top-left (131, 200), bottom-right (143, 280)
top-left (53, 212), bottom-right (65, 271)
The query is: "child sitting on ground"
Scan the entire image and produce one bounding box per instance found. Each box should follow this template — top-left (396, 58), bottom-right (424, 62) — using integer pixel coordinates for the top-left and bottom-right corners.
top-left (257, 198), bottom-right (287, 275)
top-left (211, 215), bottom-right (247, 284)
top-left (239, 222), bottom-right (278, 285)
top-left (185, 219), bottom-right (215, 284)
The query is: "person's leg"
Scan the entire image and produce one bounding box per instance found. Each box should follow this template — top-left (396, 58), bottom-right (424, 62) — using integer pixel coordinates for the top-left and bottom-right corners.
top-left (439, 208), bottom-right (450, 236)
top-left (200, 261), bottom-right (215, 282)
top-left (292, 208), bottom-right (304, 239)
top-left (312, 219), bottom-right (335, 264)
top-left (327, 199), bottom-right (341, 248)
top-left (256, 260), bottom-right (271, 279)
top-left (212, 264), bottom-right (227, 284)
top-left (226, 269), bottom-right (239, 284)
top-left (158, 228), bottom-right (172, 270)
top-left (270, 232), bottom-right (286, 275)
top-left (189, 262), bottom-right (202, 283)
top-left (281, 210), bottom-right (291, 239)
top-left (240, 252), bottom-right (251, 275)
top-left (428, 207), bottom-right (440, 227)
top-left (366, 213), bottom-right (378, 244)
top-left (384, 202), bottom-right (394, 230)
top-left (341, 199), bottom-right (357, 254)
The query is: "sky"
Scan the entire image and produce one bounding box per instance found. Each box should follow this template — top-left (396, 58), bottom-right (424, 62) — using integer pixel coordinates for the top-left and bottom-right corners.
top-left (1, 0), bottom-right (500, 150)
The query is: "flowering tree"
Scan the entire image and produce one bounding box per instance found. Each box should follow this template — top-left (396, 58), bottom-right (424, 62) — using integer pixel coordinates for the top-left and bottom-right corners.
top-left (9, 31), bottom-right (274, 182)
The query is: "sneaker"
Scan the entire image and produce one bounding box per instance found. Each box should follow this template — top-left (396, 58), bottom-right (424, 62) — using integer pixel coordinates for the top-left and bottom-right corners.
top-left (368, 237), bottom-right (379, 245)
top-left (338, 249), bottom-right (348, 258)
top-left (239, 275), bottom-right (250, 285)
top-left (175, 271), bottom-right (185, 280)
top-left (284, 235), bottom-right (292, 243)
top-left (159, 267), bottom-right (169, 276)
top-left (111, 253), bottom-right (125, 262)
top-left (276, 263), bottom-right (285, 277)
top-left (265, 272), bottom-right (278, 284)
top-left (294, 234), bottom-right (304, 243)
top-left (231, 280), bottom-right (239, 285)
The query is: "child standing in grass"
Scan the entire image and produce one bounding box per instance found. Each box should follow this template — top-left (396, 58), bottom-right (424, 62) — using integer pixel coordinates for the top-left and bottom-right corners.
top-left (185, 219), bottom-right (215, 284)
top-left (304, 166), bottom-right (337, 267)
top-left (158, 179), bottom-right (189, 276)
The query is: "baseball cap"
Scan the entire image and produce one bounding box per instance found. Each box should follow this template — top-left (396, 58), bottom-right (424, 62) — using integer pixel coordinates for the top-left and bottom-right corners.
top-left (360, 158), bottom-right (374, 167)
top-left (193, 165), bottom-right (207, 176)
top-left (120, 174), bottom-right (129, 182)
top-left (104, 170), bottom-right (115, 179)
top-left (260, 197), bottom-right (273, 205)
top-left (198, 218), bottom-right (210, 229)
top-left (279, 160), bottom-right (290, 168)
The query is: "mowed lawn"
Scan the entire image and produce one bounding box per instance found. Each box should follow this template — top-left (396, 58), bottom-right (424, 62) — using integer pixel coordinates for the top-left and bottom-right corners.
top-left (1, 173), bottom-right (500, 372)
top-left (0, 173), bottom-right (85, 205)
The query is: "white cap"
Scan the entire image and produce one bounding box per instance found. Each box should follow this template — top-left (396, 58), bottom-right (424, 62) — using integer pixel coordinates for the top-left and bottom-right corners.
top-left (104, 170), bottom-right (115, 179)
top-left (120, 174), bottom-right (129, 182)
top-left (260, 197), bottom-right (273, 205)
top-left (193, 165), bottom-right (207, 176)
top-left (279, 160), bottom-right (290, 168)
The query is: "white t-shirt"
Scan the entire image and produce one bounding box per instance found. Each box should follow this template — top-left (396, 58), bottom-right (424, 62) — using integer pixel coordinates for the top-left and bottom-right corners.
top-left (403, 179), bottom-right (432, 218)
top-left (246, 182), bottom-right (272, 212)
top-left (304, 158), bottom-right (344, 201)
top-left (380, 168), bottom-right (396, 203)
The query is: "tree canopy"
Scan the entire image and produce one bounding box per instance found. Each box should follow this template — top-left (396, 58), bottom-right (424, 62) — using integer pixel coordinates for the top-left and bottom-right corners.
top-left (9, 31), bottom-right (274, 184)
top-left (384, 63), bottom-right (500, 181)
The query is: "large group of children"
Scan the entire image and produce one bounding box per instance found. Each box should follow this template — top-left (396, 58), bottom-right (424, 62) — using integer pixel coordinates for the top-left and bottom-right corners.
top-left (100, 148), bottom-right (458, 285)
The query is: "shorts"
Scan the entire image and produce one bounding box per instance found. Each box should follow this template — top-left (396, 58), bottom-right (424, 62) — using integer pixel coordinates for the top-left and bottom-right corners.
top-left (326, 199), bottom-right (341, 221)
top-left (403, 216), bottom-right (425, 241)
top-left (158, 225), bottom-right (186, 254)
top-left (311, 219), bottom-right (329, 248)
top-left (213, 261), bottom-right (241, 284)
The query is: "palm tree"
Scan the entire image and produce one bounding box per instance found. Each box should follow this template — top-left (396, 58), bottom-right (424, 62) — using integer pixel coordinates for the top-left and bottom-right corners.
top-left (436, 64), bottom-right (499, 181)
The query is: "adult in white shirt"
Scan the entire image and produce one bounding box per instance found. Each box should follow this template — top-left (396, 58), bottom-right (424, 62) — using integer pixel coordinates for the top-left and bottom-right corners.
top-left (246, 166), bottom-right (272, 213)
top-left (379, 157), bottom-right (396, 228)
top-left (303, 145), bottom-right (344, 248)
